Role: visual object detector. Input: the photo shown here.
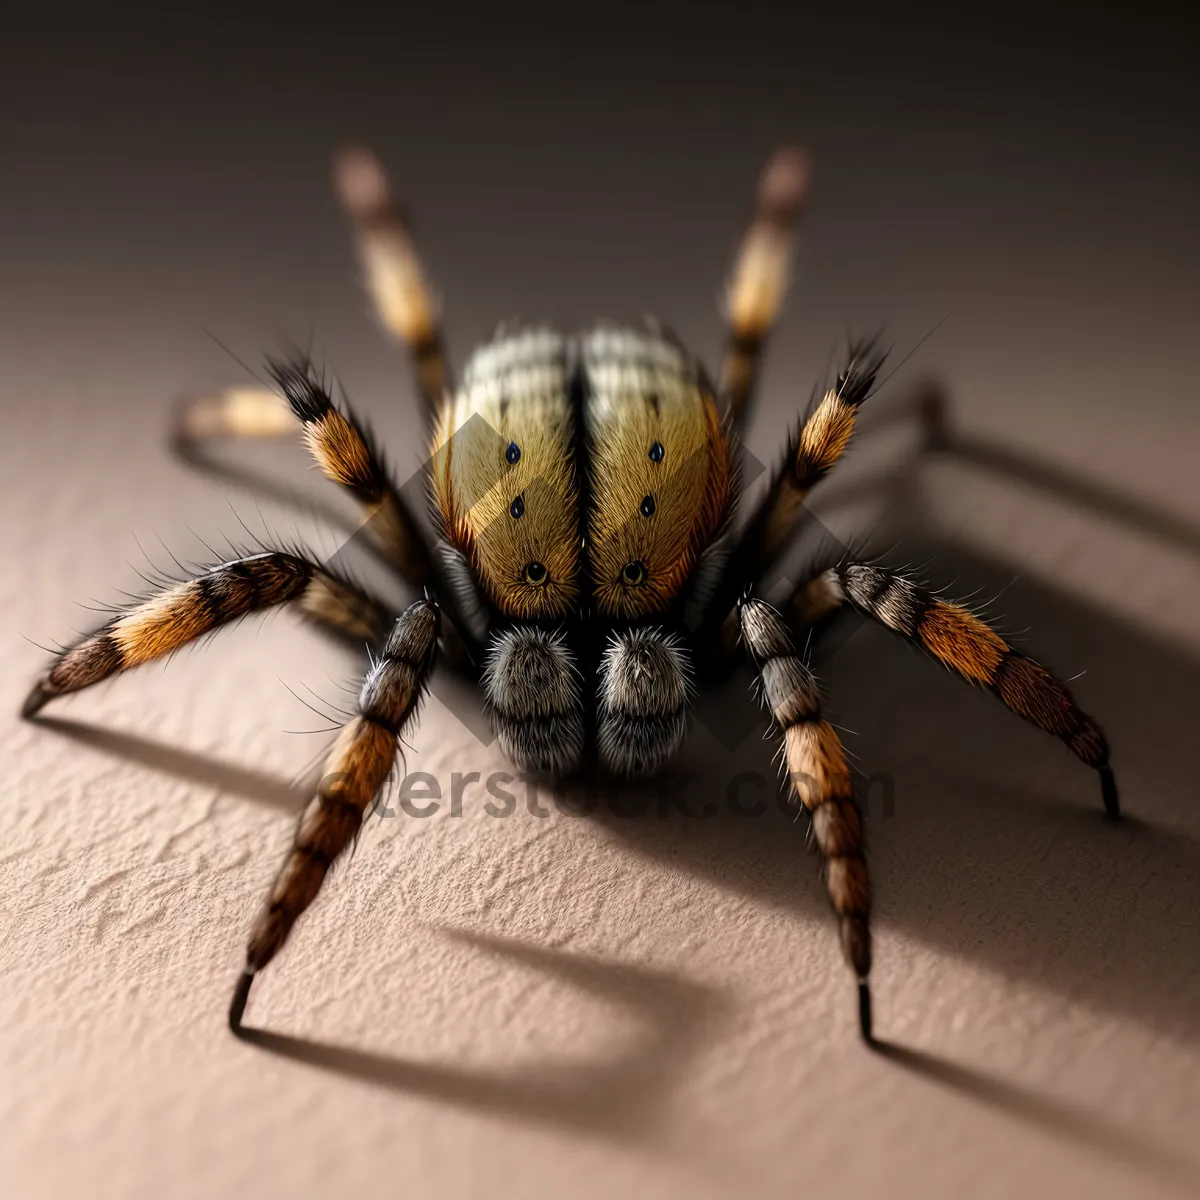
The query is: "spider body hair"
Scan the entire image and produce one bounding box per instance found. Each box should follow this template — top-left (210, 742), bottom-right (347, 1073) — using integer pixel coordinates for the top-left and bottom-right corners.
top-left (482, 624), bottom-right (585, 776)
top-left (597, 627), bottom-right (692, 777)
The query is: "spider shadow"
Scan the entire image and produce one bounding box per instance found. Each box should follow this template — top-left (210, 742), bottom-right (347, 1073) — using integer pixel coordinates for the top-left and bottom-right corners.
top-left (868, 1039), bottom-right (1199, 1188)
top-left (236, 925), bottom-right (729, 1147)
top-left (28, 715), bottom-right (315, 814)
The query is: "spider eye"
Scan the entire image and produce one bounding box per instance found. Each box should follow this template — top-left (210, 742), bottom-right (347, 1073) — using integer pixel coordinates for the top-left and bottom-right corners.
top-left (648, 441), bottom-right (664, 463)
top-left (506, 441), bottom-right (521, 464)
top-left (622, 561), bottom-right (647, 586)
top-left (510, 494), bottom-right (525, 519)
top-left (522, 561), bottom-right (548, 585)
top-left (639, 495), bottom-right (656, 517)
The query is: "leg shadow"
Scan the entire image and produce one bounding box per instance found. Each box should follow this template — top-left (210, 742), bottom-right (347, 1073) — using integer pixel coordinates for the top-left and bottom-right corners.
top-left (872, 1040), bottom-right (1199, 1188)
top-left (171, 427), bottom-right (368, 548)
top-left (236, 926), bottom-right (729, 1146)
top-left (29, 714), bottom-right (314, 813)
top-left (920, 380), bottom-right (1200, 558)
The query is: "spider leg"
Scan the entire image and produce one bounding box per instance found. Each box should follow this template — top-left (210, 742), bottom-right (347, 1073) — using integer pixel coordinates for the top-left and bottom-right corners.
top-left (267, 357), bottom-right (486, 663)
top-left (596, 627), bottom-right (691, 777)
top-left (481, 625), bottom-right (584, 776)
top-left (174, 385), bottom-right (296, 443)
top-left (333, 145), bottom-right (452, 420)
top-left (171, 357), bottom-right (483, 663)
top-left (735, 340), bottom-right (889, 581)
top-left (230, 598), bottom-right (439, 1034)
top-left (718, 146), bottom-right (811, 432)
top-left (739, 595), bottom-right (873, 1042)
top-left (265, 357), bottom-right (435, 584)
top-left (170, 384), bottom-right (382, 554)
top-left (794, 564), bottom-right (1120, 817)
top-left (21, 550), bottom-right (393, 718)
top-left (694, 341), bottom-right (889, 647)
top-left (169, 361), bottom-right (433, 588)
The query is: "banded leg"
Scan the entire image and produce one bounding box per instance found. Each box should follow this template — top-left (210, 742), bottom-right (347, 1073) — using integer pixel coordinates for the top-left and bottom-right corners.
top-left (739, 596), bottom-right (874, 1040)
top-left (267, 357), bottom-right (436, 588)
top-left (800, 564), bottom-right (1120, 816)
top-left (734, 339), bottom-right (887, 581)
top-left (170, 383), bottom-right (398, 566)
top-left (171, 359), bottom-right (482, 663)
top-left (482, 626), bottom-right (584, 776)
top-left (230, 599), bottom-right (439, 1033)
top-left (695, 340), bottom-right (887, 643)
top-left (171, 358), bottom-right (435, 588)
top-left (22, 551), bottom-right (393, 718)
top-left (597, 628), bottom-right (691, 777)
top-left (718, 145), bottom-right (811, 431)
top-left (333, 145), bottom-right (452, 418)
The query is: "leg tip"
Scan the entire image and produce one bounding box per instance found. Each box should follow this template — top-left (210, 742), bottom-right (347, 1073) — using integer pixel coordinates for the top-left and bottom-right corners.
top-left (1099, 765), bottom-right (1121, 820)
top-left (858, 979), bottom-right (874, 1045)
top-left (21, 681), bottom-right (54, 720)
top-left (229, 970), bottom-right (254, 1036)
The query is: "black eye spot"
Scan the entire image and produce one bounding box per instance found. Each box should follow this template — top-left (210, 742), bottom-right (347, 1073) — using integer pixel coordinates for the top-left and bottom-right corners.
top-left (622, 561), bottom-right (647, 586)
top-left (648, 441), bottom-right (664, 463)
top-left (523, 561), bottom-right (547, 585)
top-left (506, 441), bottom-right (521, 464)
top-left (640, 495), bottom-right (656, 517)
top-left (510, 494), bottom-right (525, 519)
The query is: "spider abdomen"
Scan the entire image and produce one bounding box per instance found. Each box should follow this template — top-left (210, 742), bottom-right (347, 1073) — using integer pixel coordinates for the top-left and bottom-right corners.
top-left (580, 324), bottom-right (733, 620)
top-left (429, 321), bottom-right (734, 629)
top-left (431, 326), bottom-right (582, 620)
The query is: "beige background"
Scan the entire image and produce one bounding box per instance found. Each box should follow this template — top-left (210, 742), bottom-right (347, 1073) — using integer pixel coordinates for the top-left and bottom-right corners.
top-left (2, 21), bottom-right (1199, 1199)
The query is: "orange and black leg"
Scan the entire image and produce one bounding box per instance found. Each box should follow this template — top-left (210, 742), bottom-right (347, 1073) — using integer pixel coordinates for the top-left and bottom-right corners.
top-left (789, 564), bottom-right (1120, 817)
top-left (230, 598), bottom-right (440, 1033)
top-left (739, 595), bottom-right (874, 1041)
top-left (22, 550), bottom-right (393, 718)
top-left (170, 360), bottom-right (434, 582)
top-left (263, 357), bottom-right (437, 586)
top-left (332, 145), bottom-right (453, 420)
top-left (696, 339), bottom-right (887, 645)
top-left (731, 339), bottom-right (888, 581)
top-left (718, 146), bottom-right (811, 433)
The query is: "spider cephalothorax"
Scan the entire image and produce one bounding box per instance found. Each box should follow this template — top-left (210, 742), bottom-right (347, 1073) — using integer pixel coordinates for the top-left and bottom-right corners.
top-left (22, 143), bottom-right (1119, 1045)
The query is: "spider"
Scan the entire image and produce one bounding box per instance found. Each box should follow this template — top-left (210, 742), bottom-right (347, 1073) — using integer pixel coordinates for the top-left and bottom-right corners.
top-left (21, 144), bottom-right (1119, 1044)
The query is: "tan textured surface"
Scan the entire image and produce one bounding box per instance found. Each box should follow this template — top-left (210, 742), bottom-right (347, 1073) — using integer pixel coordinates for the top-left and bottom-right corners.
top-left (3, 72), bottom-right (1200, 1200)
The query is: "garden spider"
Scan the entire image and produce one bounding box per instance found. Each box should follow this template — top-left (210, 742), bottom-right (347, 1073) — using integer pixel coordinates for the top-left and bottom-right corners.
top-left (22, 144), bottom-right (1119, 1043)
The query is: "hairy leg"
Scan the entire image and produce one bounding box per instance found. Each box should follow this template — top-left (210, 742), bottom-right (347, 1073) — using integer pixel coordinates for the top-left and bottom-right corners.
top-left (693, 340), bottom-right (887, 646)
top-left (230, 598), bottom-right (440, 1032)
top-left (733, 339), bottom-right (887, 580)
top-left (794, 564), bottom-right (1120, 816)
top-left (266, 358), bottom-right (436, 584)
top-left (718, 146), bottom-right (811, 431)
top-left (22, 550), bottom-right (393, 718)
top-left (739, 595), bottom-right (874, 1040)
top-left (333, 145), bottom-right (452, 418)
